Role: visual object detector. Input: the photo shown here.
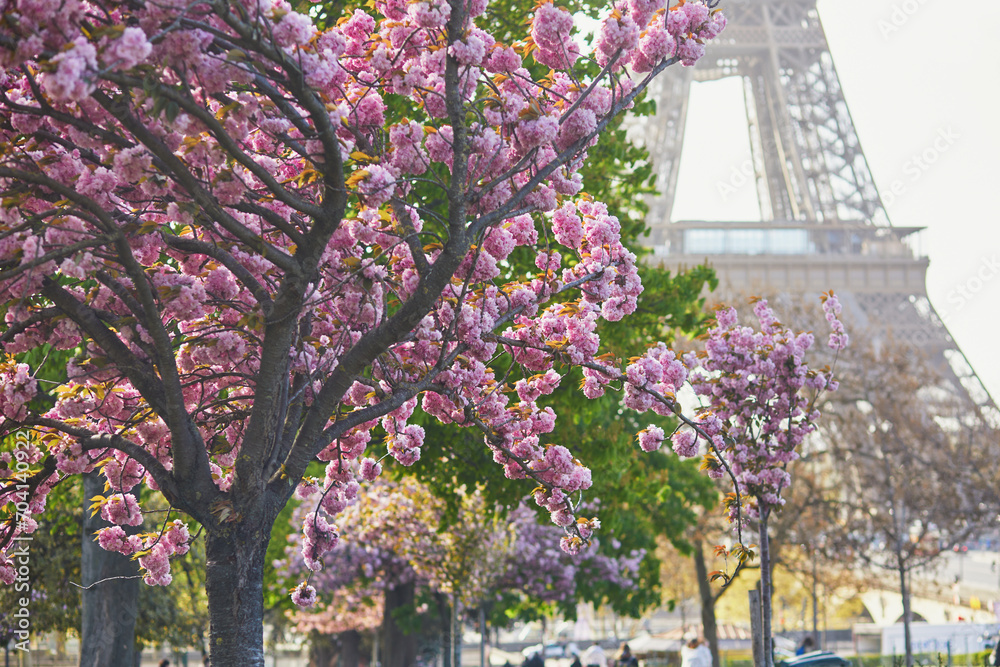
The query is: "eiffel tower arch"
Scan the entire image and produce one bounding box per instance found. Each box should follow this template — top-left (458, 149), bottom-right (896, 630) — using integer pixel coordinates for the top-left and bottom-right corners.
top-left (638, 0), bottom-right (999, 424)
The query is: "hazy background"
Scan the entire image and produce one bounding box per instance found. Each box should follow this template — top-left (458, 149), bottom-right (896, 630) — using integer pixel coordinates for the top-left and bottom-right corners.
top-left (670, 0), bottom-right (1000, 401)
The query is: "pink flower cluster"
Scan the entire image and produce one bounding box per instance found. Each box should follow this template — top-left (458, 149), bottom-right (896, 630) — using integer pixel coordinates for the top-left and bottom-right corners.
top-left (359, 457), bottom-right (382, 481)
top-left (0, 556), bottom-right (15, 585)
top-left (0, 0), bottom-right (729, 573)
top-left (0, 363), bottom-right (37, 420)
top-left (102, 454), bottom-right (145, 492)
top-left (138, 521), bottom-right (191, 586)
top-left (670, 429), bottom-right (700, 459)
top-left (681, 297), bottom-right (847, 519)
top-left (96, 520), bottom-right (190, 586)
top-left (622, 343), bottom-right (689, 413)
top-left (99, 493), bottom-right (143, 526)
top-left (589, 0), bottom-right (725, 70)
top-left (290, 582), bottom-right (318, 607)
top-left (824, 292), bottom-right (849, 351)
top-left (636, 425), bottom-right (665, 452)
top-left (106, 27), bottom-right (152, 69)
top-left (41, 37), bottom-right (97, 101)
top-left (302, 513), bottom-right (340, 571)
top-left (96, 526), bottom-right (140, 554)
top-left (530, 2), bottom-right (580, 69)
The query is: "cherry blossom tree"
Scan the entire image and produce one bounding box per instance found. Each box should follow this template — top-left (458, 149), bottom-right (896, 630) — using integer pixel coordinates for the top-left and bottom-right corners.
top-left (677, 296), bottom-right (847, 667)
top-left (279, 481), bottom-right (413, 665)
top-left (279, 479), bottom-right (645, 664)
top-left (281, 479), bottom-right (513, 665)
top-left (0, 0), bottom-right (731, 662)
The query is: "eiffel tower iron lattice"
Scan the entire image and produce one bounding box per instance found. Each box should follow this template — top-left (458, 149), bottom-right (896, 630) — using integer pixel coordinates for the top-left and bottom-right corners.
top-left (638, 0), bottom-right (998, 424)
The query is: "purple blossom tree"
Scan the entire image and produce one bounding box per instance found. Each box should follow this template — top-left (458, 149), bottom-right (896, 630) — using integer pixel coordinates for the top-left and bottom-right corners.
top-left (675, 295), bottom-right (847, 667)
top-left (280, 481), bottom-right (644, 663)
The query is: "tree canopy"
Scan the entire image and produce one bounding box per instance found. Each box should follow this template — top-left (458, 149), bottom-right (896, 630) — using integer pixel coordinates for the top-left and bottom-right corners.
top-left (0, 0), bottom-right (731, 662)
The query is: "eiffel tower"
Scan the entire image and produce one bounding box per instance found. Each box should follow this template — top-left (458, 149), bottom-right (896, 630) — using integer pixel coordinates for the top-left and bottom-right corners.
top-left (638, 0), bottom-right (998, 424)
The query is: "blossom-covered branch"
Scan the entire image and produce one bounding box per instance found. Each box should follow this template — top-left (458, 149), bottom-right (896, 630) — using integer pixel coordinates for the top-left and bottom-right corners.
top-left (0, 0), bottom-right (728, 662)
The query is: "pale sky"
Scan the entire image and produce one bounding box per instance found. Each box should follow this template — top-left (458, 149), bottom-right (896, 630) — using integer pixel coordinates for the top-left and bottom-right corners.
top-left (670, 0), bottom-right (1000, 403)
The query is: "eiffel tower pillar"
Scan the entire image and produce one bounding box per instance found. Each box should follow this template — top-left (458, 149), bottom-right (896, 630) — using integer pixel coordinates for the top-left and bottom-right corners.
top-left (640, 0), bottom-right (998, 423)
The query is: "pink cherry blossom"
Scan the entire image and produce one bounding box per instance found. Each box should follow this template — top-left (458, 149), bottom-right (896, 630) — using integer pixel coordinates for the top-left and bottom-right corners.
top-left (0, 363), bottom-right (36, 420)
top-left (670, 429), bottom-right (698, 458)
top-left (0, 0), bottom-right (729, 651)
top-left (107, 27), bottom-right (152, 70)
top-left (100, 493), bottom-right (144, 527)
top-left (291, 582), bottom-right (318, 607)
top-left (0, 557), bottom-right (15, 585)
top-left (637, 426), bottom-right (665, 452)
top-left (41, 37), bottom-right (97, 101)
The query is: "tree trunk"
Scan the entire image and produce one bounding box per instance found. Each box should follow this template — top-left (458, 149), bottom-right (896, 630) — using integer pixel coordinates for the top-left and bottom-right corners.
top-left (693, 541), bottom-right (720, 667)
top-left (479, 607), bottom-right (486, 667)
top-left (750, 589), bottom-right (764, 667)
top-left (307, 631), bottom-right (338, 667)
top-left (437, 593), bottom-right (452, 667)
top-left (758, 509), bottom-right (774, 667)
top-left (812, 554), bottom-right (819, 649)
top-left (80, 471), bottom-right (140, 667)
top-left (451, 592), bottom-right (461, 667)
top-left (899, 560), bottom-right (913, 667)
top-left (205, 520), bottom-right (272, 667)
top-left (539, 616), bottom-right (546, 666)
top-left (341, 630), bottom-right (361, 667)
top-left (383, 581), bottom-right (417, 667)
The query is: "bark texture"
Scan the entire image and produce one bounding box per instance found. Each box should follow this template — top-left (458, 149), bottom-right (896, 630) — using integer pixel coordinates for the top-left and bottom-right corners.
top-left (382, 581), bottom-right (417, 667)
top-left (758, 511), bottom-right (774, 667)
top-left (436, 592), bottom-right (452, 667)
top-left (694, 541), bottom-right (720, 667)
top-left (899, 560), bottom-right (913, 667)
top-left (341, 630), bottom-right (362, 667)
top-left (80, 471), bottom-right (140, 667)
top-left (205, 517), bottom-right (272, 667)
top-left (308, 631), bottom-right (337, 667)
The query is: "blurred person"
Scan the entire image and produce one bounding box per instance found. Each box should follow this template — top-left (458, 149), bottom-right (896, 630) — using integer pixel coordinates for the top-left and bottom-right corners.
top-left (581, 642), bottom-right (608, 667)
top-left (796, 637), bottom-right (815, 656)
top-left (523, 649), bottom-right (544, 667)
top-left (617, 643), bottom-right (638, 667)
top-left (681, 632), bottom-right (712, 667)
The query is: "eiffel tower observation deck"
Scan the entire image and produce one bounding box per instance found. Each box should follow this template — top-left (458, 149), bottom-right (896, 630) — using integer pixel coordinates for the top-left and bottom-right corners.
top-left (637, 0), bottom-right (998, 423)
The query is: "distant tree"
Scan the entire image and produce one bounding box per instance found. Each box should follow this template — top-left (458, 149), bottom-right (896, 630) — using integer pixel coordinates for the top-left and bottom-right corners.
top-left (816, 338), bottom-right (995, 667)
top-left (0, 472), bottom-right (82, 663)
top-left (278, 478), bottom-right (652, 664)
